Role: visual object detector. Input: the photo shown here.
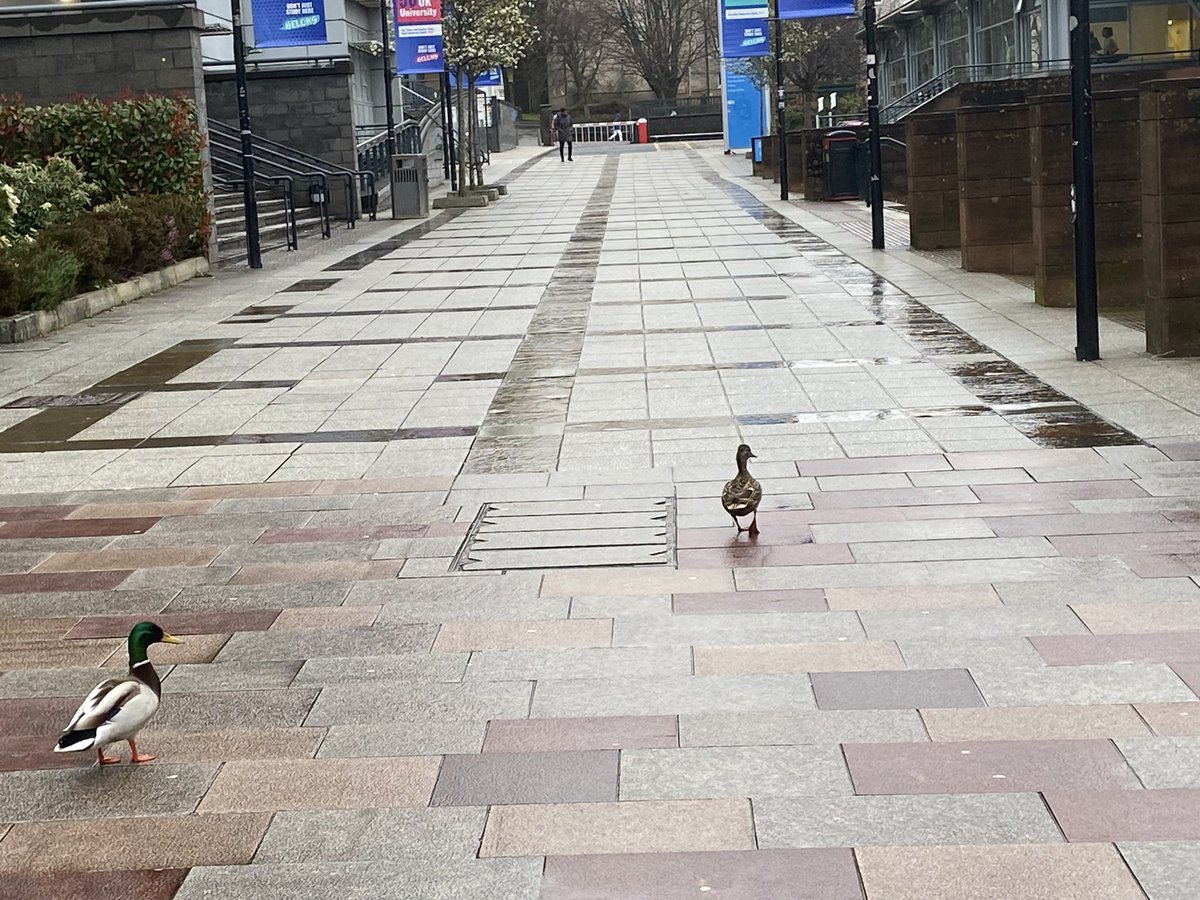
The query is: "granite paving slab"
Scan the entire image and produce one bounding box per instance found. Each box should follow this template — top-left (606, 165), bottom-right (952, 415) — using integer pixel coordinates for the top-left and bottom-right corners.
top-left (1116, 841), bottom-right (1200, 900)
top-left (1044, 788), bottom-right (1200, 841)
top-left (214, 625), bottom-right (437, 661)
top-left (465, 646), bottom-right (691, 681)
top-left (483, 715), bottom-right (678, 753)
top-left (843, 739), bottom-right (1141, 795)
top-left (854, 843), bottom-right (1145, 900)
top-left (859, 606), bottom-right (1088, 641)
top-left (920, 705), bottom-right (1153, 742)
top-left (64, 610), bottom-right (280, 638)
top-left (372, 595), bottom-right (570, 623)
top-left (540, 848), bottom-right (864, 900)
top-left (1071, 601), bottom-right (1200, 634)
top-left (1135, 703), bottom-right (1200, 736)
top-left (0, 870), bottom-right (188, 900)
top-left (823, 584), bottom-right (1000, 611)
top-left (0, 812), bottom-right (270, 872)
top-left (163, 660), bottom-right (302, 692)
top-left (0, 763), bottom-right (219, 822)
top-left (147, 688), bottom-right (319, 731)
top-left (968, 663), bottom-right (1196, 706)
top-left (253, 807), bottom-right (488, 863)
top-left (529, 675), bottom-right (816, 718)
top-left (166, 582), bottom-right (352, 612)
top-left (173, 859), bottom-right (544, 900)
top-left (896, 637), bottom-right (1047, 669)
top-left (1114, 737), bottom-right (1200, 788)
top-left (269, 605), bottom-right (381, 630)
top-left (293, 653), bottom-right (468, 684)
top-left (1032, 633), bottom-right (1200, 665)
top-left (670, 589), bottom-right (827, 614)
top-left (612, 612), bottom-right (864, 646)
top-left (693, 641), bottom-right (904, 676)
top-left (479, 798), bottom-right (755, 857)
top-left (433, 618), bottom-right (612, 651)
top-left (198, 757), bottom-right (441, 813)
top-left (754, 792), bottom-right (1063, 848)
top-left (678, 709), bottom-right (928, 748)
top-left (811, 669), bottom-right (984, 710)
top-left (431, 750), bottom-right (618, 806)
top-left (317, 721), bottom-right (486, 757)
top-left (107, 728), bottom-right (323, 764)
top-left (305, 681), bottom-right (534, 725)
top-left (619, 744), bottom-right (853, 800)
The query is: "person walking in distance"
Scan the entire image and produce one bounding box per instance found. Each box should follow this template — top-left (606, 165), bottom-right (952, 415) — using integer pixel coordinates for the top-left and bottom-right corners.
top-left (552, 108), bottom-right (573, 162)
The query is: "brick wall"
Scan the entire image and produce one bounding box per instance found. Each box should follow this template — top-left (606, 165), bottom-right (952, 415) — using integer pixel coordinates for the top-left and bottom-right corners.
top-left (956, 105), bottom-right (1033, 275)
top-left (906, 113), bottom-right (959, 250)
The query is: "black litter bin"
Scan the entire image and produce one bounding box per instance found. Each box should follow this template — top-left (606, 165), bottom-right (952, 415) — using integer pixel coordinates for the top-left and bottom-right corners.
top-left (823, 132), bottom-right (860, 201)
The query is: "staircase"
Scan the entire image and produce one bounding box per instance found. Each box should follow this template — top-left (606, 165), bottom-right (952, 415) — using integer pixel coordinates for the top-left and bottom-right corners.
top-left (213, 187), bottom-right (328, 268)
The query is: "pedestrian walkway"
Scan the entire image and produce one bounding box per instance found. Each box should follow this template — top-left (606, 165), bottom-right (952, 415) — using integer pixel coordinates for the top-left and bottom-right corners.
top-left (2, 142), bottom-right (1200, 899)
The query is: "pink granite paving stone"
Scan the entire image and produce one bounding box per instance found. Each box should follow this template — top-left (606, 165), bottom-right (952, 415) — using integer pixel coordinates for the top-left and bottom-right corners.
top-left (0, 870), bottom-right (188, 900)
top-left (676, 543), bottom-right (853, 569)
top-left (676, 525), bottom-right (814, 549)
top-left (810, 669), bottom-right (984, 710)
top-left (987, 512), bottom-right (1179, 536)
top-left (483, 716), bottom-right (678, 753)
top-left (972, 480), bottom-right (1150, 502)
top-left (0, 517), bottom-right (161, 539)
top-left (1044, 788), bottom-right (1200, 841)
top-left (672, 589), bottom-right (828, 614)
top-left (431, 750), bottom-right (618, 806)
top-left (0, 698), bottom-right (81, 737)
top-left (0, 571), bottom-right (131, 593)
top-left (843, 739), bottom-right (1142, 794)
top-left (0, 734), bottom-right (90, 772)
top-left (1031, 633), bottom-right (1200, 666)
top-left (541, 848), bottom-right (864, 900)
top-left (1168, 662), bottom-right (1200, 697)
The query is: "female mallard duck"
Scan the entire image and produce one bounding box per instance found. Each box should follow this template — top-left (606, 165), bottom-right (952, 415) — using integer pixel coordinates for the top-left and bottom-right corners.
top-left (722, 443), bottom-right (762, 535)
top-left (54, 621), bottom-right (182, 766)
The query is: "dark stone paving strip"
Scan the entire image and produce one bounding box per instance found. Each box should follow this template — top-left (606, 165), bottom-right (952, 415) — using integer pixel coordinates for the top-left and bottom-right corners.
top-left (463, 156), bottom-right (620, 473)
top-left (250, 304), bottom-right (538, 319)
top-left (283, 278), bottom-right (341, 292)
top-left (690, 151), bottom-right (1141, 450)
top-left (323, 212), bottom-right (463, 272)
top-left (233, 335), bottom-right (525, 350)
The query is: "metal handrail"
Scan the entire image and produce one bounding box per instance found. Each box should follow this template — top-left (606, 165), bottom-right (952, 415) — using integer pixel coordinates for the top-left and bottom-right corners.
top-left (208, 139), bottom-right (332, 238)
top-left (212, 172), bottom-right (299, 251)
top-left (208, 120), bottom-right (376, 224)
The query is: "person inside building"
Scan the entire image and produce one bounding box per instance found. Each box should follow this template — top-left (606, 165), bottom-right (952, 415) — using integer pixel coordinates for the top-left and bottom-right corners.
top-left (1101, 26), bottom-right (1119, 55)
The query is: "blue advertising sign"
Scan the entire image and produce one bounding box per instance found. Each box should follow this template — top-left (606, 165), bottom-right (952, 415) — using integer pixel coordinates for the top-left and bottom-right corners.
top-left (451, 67), bottom-right (504, 87)
top-left (395, 24), bottom-right (444, 74)
top-left (778, 0), bottom-right (856, 18)
top-left (725, 68), bottom-right (767, 149)
top-left (720, 0), bottom-right (769, 58)
top-left (251, 0), bottom-right (328, 48)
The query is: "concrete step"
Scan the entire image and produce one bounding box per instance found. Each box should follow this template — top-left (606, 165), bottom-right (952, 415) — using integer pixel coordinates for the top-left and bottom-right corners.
top-left (217, 211), bottom-right (328, 268)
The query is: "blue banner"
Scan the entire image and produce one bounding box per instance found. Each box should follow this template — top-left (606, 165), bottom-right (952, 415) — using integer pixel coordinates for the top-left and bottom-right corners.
top-left (778, 0), bottom-right (856, 18)
top-left (720, 0), bottom-right (769, 57)
top-left (395, 24), bottom-right (444, 74)
top-left (451, 67), bottom-right (504, 88)
top-left (725, 69), bottom-right (767, 149)
top-left (251, 0), bottom-right (328, 48)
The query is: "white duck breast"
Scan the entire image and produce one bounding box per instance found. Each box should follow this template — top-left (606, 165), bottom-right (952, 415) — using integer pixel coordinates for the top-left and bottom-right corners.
top-left (55, 676), bottom-right (160, 752)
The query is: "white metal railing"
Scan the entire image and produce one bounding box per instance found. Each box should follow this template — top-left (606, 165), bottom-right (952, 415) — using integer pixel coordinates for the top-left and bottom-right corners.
top-left (571, 121), bottom-right (635, 142)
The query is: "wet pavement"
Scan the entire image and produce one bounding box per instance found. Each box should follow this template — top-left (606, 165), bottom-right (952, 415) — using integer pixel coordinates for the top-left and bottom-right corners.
top-left (2, 142), bottom-right (1200, 898)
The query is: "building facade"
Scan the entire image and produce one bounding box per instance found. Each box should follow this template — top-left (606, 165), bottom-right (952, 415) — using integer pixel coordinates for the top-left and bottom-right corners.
top-left (876, 0), bottom-right (1200, 109)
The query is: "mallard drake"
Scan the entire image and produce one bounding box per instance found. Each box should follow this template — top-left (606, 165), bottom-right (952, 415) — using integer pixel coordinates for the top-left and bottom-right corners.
top-left (722, 443), bottom-right (762, 535)
top-left (54, 621), bottom-right (182, 766)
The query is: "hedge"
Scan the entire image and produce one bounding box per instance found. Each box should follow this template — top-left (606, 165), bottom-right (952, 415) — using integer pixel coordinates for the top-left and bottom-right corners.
top-left (0, 95), bottom-right (205, 205)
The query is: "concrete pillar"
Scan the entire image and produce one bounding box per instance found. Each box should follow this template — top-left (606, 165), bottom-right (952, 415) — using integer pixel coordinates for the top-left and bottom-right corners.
top-left (906, 113), bottom-right (959, 250)
top-left (1142, 77), bottom-right (1200, 356)
top-left (1030, 91), bottom-right (1142, 309)
top-left (956, 105), bottom-right (1033, 275)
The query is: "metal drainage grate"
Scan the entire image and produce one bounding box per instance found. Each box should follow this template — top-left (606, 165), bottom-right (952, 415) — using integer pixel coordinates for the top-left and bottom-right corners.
top-left (3, 392), bottom-right (144, 409)
top-left (453, 498), bottom-right (675, 571)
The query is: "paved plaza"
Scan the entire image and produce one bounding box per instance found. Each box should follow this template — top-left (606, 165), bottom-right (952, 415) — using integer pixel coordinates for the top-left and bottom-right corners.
top-left (5, 142), bottom-right (1200, 898)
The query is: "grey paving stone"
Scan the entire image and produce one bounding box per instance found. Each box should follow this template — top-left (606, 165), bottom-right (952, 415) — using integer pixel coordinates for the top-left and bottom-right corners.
top-left (540, 848), bottom-right (865, 900)
top-left (850, 536), bottom-right (1055, 563)
top-left (0, 666), bottom-right (157, 699)
top-left (612, 613), bottom-right (865, 646)
top-left (679, 709), bottom-right (927, 748)
top-left (996, 577), bottom-right (1200, 606)
top-left (619, 745), bottom-right (853, 801)
top-left (294, 653), bottom-right (468, 684)
top-left (811, 669), bottom-right (985, 710)
top-left (215, 626), bottom-right (437, 661)
top-left (149, 689), bottom-right (319, 731)
top-left (432, 750), bottom-right (618, 806)
top-left (163, 660), bottom-right (301, 693)
top-left (175, 859), bottom-right (543, 900)
top-left (464, 646), bottom-right (693, 681)
top-left (167, 582), bottom-right (352, 612)
top-left (253, 807), bottom-right (487, 862)
top-left (349, 572), bottom-right (544, 606)
top-left (373, 596), bottom-right (570, 624)
top-left (0, 764), bottom-right (219, 822)
top-left (0, 588), bottom-right (173, 618)
top-left (569, 595), bottom-right (674, 618)
top-left (317, 721), bottom-right (486, 757)
top-left (1116, 737), bottom-right (1200, 788)
top-left (897, 637), bottom-right (1046, 668)
top-left (306, 681), bottom-right (534, 726)
top-left (859, 606), bottom-right (1088, 641)
top-left (754, 792), bottom-right (1064, 848)
top-left (970, 664), bottom-right (1196, 706)
top-left (1117, 841), bottom-right (1200, 900)
top-left (530, 675), bottom-right (816, 718)
top-left (484, 715), bottom-right (678, 753)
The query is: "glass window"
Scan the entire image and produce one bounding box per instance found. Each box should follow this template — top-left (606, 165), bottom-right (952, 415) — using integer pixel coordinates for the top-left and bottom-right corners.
top-left (910, 18), bottom-right (937, 86)
top-left (1091, 1), bottom-right (1198, 57)
top-left (939, 4), bottom-right (970, 70)
top-left (977, 0), bottom-right (1016, 68)
top-left (883, 31), bottom-right (908, 102)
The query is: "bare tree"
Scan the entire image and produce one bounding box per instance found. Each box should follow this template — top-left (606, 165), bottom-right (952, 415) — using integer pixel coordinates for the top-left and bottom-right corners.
top-left (540, 0), bottom-right (614, 115)
top-left (736, 18), bottom-right (862, 122)
top-left (608, 0), bottom-right (711, 99)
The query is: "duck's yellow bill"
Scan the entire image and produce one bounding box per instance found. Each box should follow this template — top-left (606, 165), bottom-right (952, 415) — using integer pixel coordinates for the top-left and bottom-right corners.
top-left (161, 633), bottom-right (184, 645)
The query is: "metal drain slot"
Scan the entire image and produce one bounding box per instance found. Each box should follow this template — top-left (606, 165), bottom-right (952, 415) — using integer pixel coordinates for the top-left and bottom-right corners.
top-left (455, 498), bottom-right (675, 571)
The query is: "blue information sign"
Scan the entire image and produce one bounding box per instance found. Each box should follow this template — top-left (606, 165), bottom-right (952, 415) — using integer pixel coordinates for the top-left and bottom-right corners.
top-left (451, 67), bottom-right (503, 87)
top-left (251, 0), bottom-right (328, 48)
top-left (725, 69), bottom-right (767, 149)
top-left (778, 0), bottom-right (856, 18)
top-left (720, 0), bottom-right (769, 58)
top-left (395, 24), bottom-right (444, 74)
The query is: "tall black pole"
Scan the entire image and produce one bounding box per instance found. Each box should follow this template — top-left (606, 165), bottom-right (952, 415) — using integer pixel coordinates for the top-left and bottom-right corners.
top-left (772, 0), bottom-right (788, 200)
top-left (230, 0), bottom-right (261, 268)
top-left (1070, 0), bottom-right (1100, 360)
top-left (380, 0), bottom-right (396, 157)
top-left (443, 69), bottom-right (458, 191)
top-left (863, 0), bottom-right (885, 249)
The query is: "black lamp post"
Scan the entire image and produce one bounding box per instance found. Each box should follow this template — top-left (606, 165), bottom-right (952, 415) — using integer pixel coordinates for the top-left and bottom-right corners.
top-left (863, 0), bottom-right (885, 249)
top-left (230, 0), bottom-right (261, 268)
top-left (1070, 0), bottom-right (1100, 360)
top-left (380, 0), bottom-right (396, 158)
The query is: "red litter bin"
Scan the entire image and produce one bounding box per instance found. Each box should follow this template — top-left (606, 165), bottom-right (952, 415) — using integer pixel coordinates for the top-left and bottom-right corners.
top-left (635, 118), bottom-right (649, 144)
